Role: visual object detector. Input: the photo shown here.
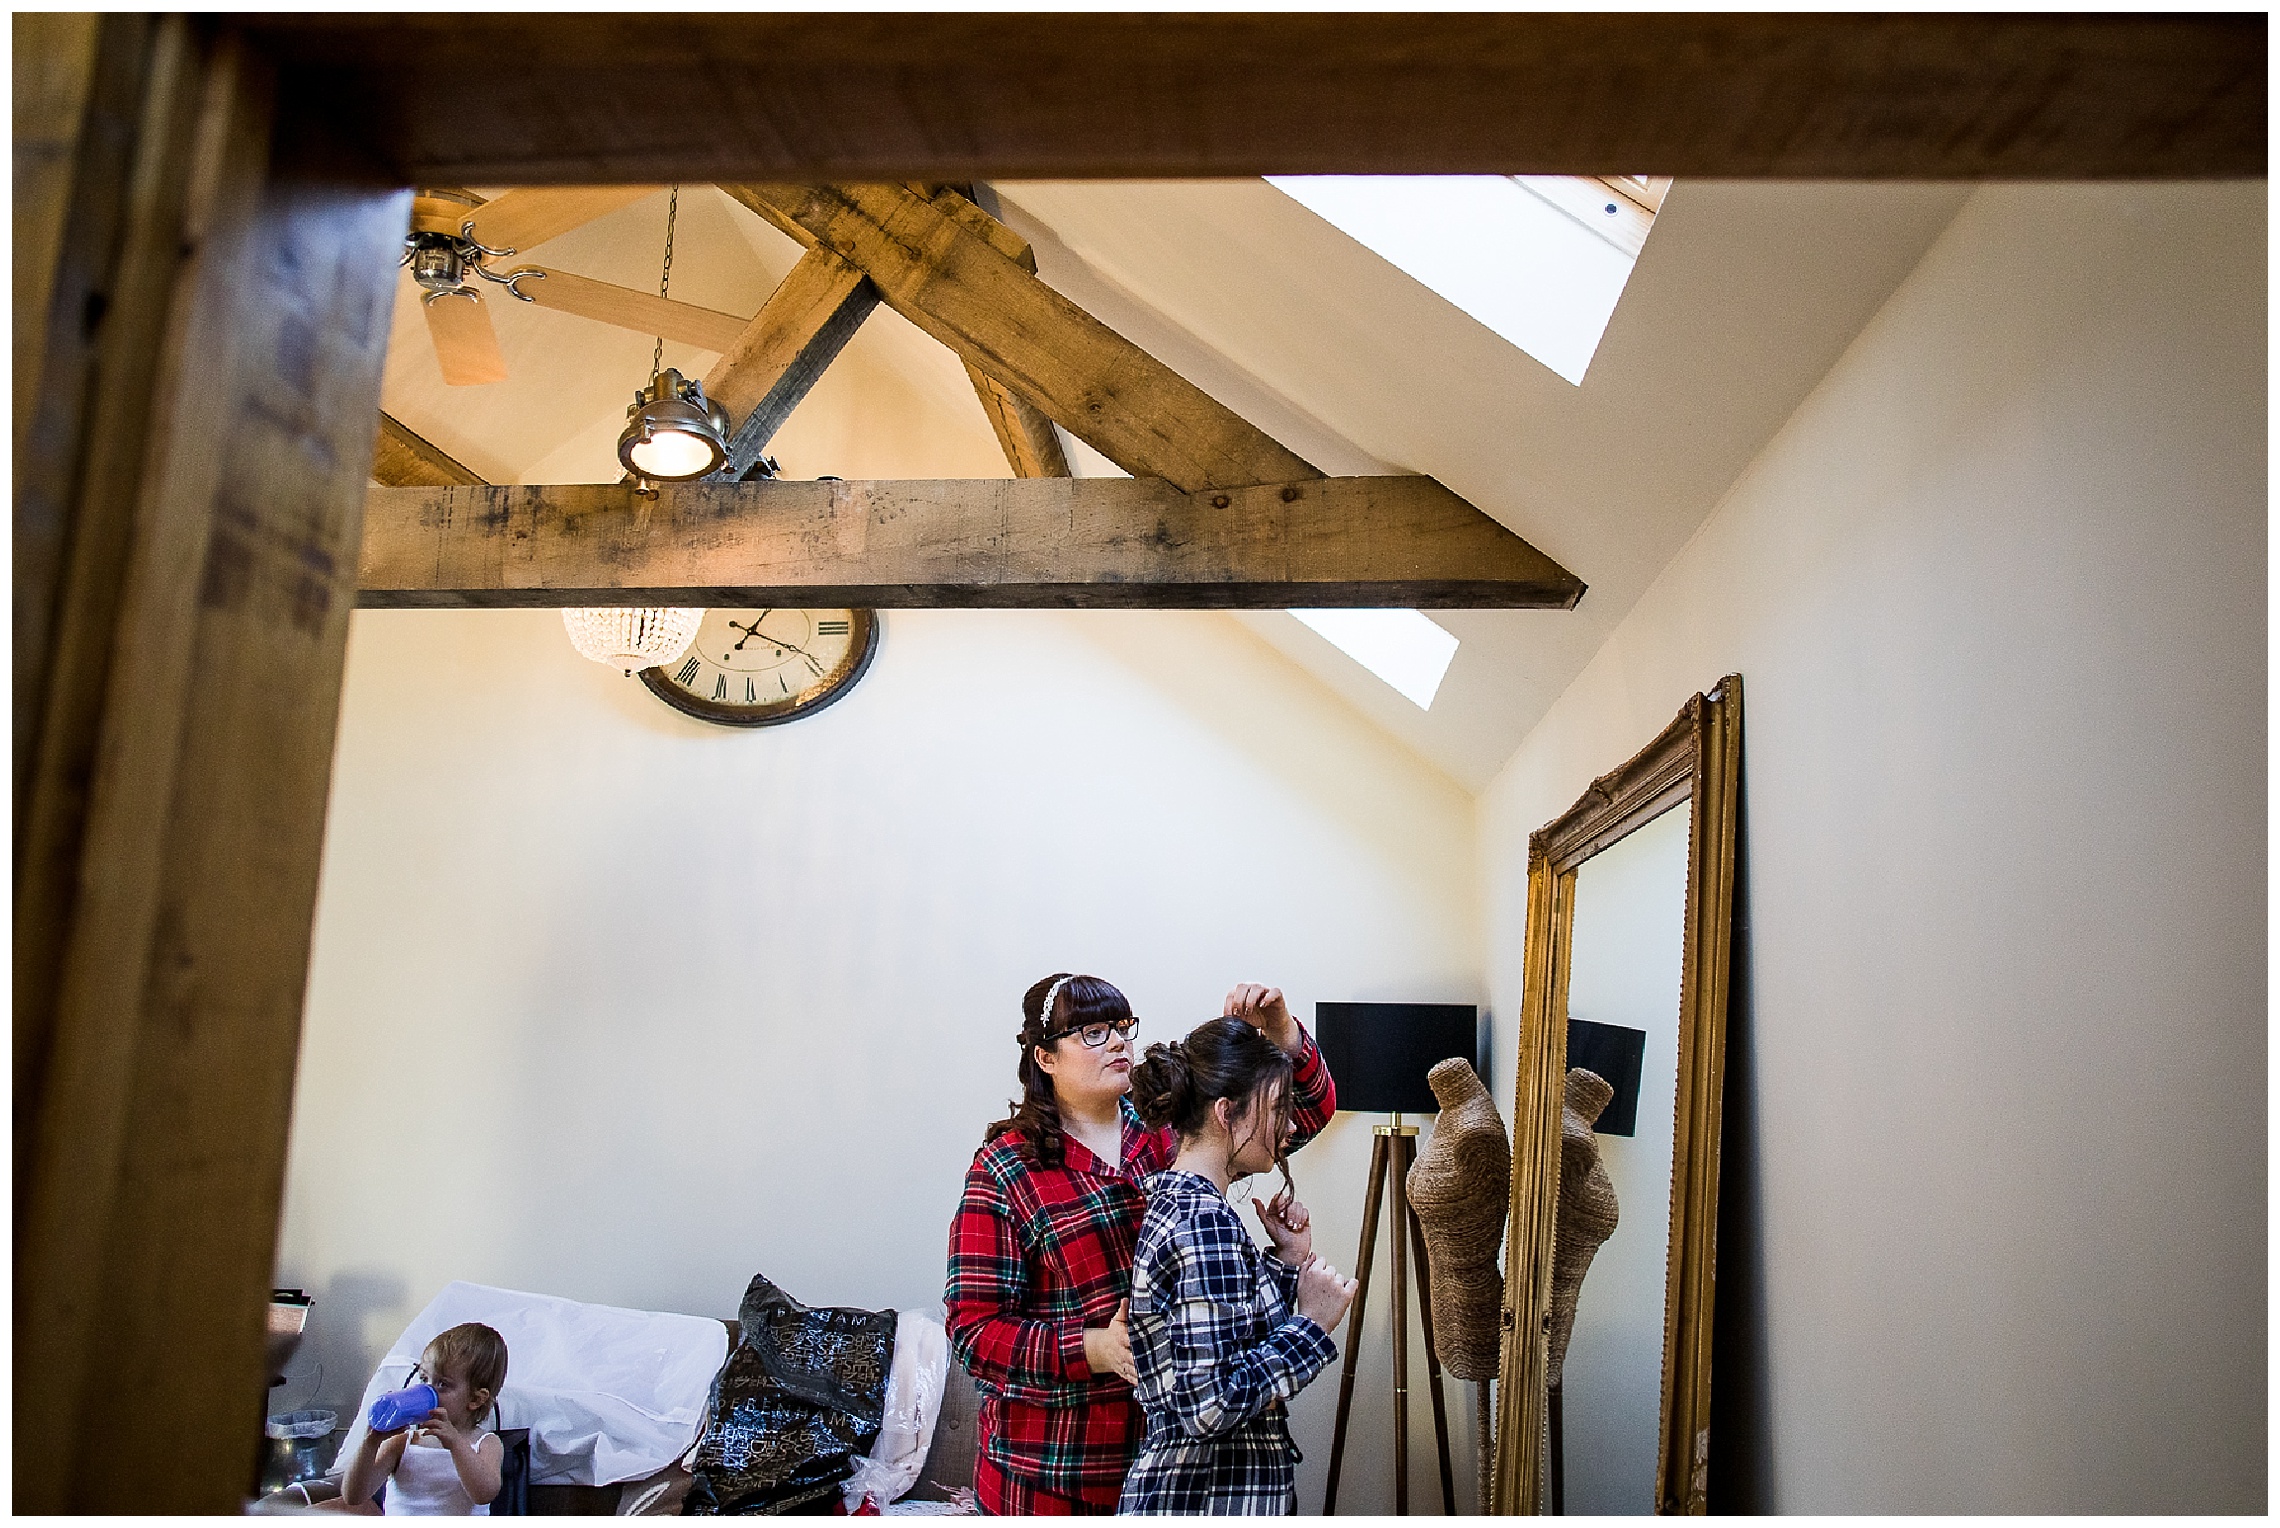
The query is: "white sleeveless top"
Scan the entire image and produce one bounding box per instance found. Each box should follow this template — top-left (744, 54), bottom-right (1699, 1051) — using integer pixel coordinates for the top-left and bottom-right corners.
top-left (383, 1430), bottom-right (496, 1516)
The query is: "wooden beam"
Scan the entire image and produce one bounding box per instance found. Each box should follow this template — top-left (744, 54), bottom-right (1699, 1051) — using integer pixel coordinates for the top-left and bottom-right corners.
top-left (356, 477), bottom-right (1585, 610)
top-left (13, 12), bottom-right (109, 464)
top-left (729, 182), bottom-right (1320, 493)
top-left (374, 411), bottom-right (483, 487)
top-left (927, 184), bottom-right (1072, 479)
top-left (17, 9), bottom-right (205, 1146)
top-left (934, 185), bottom-right (1037, 268)
top-left (942, 186), bottom-right (1070, 479)
top-left (701, 245), bottom-right (877, 475)
top-left (13, 25), bottom-right (406, 1511)
top-left (244, 15), bottom-right (2264, 183)
top-left (13, 13), bottom-right (161, 824)
top-left (968, 364), bottom-right (1070, 479)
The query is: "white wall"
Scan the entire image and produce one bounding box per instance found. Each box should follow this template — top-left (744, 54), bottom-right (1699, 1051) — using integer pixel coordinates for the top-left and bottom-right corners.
top-left (1479, 184), bottom-right (2265, 1513)
top-left (275, 603), bottom-right (1482, 1512)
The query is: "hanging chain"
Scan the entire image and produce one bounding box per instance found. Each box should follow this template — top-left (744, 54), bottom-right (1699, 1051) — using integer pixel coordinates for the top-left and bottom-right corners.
top-left (649, 185), bottom-right (680, 380)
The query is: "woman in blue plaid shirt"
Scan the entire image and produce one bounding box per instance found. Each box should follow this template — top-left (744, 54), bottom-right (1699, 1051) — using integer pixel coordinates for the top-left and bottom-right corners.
top-left (1116, 1010), bottom-right (1359, 1514)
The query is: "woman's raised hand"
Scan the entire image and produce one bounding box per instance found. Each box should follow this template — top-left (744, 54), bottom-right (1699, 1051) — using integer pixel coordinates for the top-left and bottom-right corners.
top-left (1295, 1256), bottom-right (1359, 1335)
top-left (1253, 1185), bottom-right (1313, 1265)
top-left (1223, 984), bottom-right (1299, 1052)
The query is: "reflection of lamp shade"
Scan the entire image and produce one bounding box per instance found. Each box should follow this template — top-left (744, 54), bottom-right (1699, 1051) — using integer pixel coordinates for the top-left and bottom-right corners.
top-left (1565, 1017), bottom-right (1646, 1137)
top-left (1314, 1002), bottom-right (1481, 1113)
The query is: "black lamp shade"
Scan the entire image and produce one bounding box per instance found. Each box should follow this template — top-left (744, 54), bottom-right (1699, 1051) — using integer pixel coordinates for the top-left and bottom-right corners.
top-left (1314, 1002), bottom-right (1482, 1114)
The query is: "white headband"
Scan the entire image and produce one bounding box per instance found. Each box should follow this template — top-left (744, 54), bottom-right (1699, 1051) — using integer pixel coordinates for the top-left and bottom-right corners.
top-left (1036, 975), bottom-right (1076, 1034)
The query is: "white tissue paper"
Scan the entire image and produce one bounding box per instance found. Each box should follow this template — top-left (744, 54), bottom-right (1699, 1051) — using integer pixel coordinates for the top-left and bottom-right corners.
top-left (335, 1280), bottom-right (730, 1487)
top-left (841, 1307), bottom-right (950, 1511)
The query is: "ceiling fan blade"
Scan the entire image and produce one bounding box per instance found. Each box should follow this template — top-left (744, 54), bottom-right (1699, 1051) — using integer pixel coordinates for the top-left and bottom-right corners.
top-left (462, 187), bottom-right (660, 254)
top-left (421, 289), bottom-right (509, 386)
top-left (518, 267), bottom-right (750, 354)
top-left (410, 190), bottom-right (487, 237)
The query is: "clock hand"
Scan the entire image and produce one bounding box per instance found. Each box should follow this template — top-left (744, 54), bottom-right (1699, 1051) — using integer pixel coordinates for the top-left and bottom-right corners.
top-left (763, 634), bottom-right (825, 676)
top-left (726, 615), bottom-right (802, 658)
top-left (737, 616), bottom-right (818, 664)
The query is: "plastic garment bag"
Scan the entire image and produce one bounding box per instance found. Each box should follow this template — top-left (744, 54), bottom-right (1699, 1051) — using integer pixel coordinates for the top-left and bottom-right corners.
top-left (840, 1309), bottom-right (950, 1511)
top-left (335, 1281), bottom-right (729, 1487)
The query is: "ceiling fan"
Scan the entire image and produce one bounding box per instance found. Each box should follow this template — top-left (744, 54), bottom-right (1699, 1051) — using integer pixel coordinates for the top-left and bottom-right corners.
top-left (402, 186), bottom-right (754, 386)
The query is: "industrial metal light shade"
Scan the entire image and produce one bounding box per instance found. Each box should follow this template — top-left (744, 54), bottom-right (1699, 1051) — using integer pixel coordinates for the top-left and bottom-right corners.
top-left (617, 368), bottom-right (730, 482)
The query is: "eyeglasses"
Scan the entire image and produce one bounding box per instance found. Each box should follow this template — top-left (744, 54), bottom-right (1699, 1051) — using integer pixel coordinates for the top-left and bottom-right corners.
top-left (1048, 1017), bottom-right (1140, 1048)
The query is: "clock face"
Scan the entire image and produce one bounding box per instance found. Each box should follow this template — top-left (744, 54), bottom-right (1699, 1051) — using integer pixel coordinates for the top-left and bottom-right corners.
top-left (639, 609), bottom-right (878, 727)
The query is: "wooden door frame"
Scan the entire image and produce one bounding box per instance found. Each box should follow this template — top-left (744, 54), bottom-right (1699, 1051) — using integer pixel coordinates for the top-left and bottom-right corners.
top-left (13, 15), bottom-right (2260, 1512)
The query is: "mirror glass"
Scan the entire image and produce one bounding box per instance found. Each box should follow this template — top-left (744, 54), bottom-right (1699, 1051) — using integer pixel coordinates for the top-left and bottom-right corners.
top-left (1554, 802), bottom-right (1689, 1514)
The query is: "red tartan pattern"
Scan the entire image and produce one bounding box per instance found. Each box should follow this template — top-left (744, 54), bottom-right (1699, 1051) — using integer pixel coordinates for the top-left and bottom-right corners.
top-left (974, 1410), bottom-right (1130, 1514)
top-left (944, 1028), bottom-right (1334, 1513)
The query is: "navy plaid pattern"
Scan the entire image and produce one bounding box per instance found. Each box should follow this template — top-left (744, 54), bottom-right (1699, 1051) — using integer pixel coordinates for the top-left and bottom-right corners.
top-left (1116, 1171), bottom-right (1340, 1516)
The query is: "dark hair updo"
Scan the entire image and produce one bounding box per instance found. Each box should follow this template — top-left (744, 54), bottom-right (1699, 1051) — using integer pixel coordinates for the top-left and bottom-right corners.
top-left (1131, 1018), bottom-right (1296, 1187)
top-left (983, 972), bottom-right (1135, 1165)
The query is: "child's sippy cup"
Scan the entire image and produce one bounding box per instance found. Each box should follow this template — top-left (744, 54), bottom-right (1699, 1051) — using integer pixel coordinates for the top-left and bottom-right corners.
top-left (368, 1382), bottom-right (439, 1433)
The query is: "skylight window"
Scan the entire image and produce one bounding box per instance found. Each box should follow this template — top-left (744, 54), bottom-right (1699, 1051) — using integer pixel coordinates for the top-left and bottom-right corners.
top-left (1289, 609), bottom-right (1460, 710)
top-left (1266, 175), bottom-right (1666, 385)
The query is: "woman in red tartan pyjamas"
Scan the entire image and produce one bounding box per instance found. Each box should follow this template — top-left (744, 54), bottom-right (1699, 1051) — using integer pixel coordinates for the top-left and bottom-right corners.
top-left (944, 974), bottom-right (1336, 1514)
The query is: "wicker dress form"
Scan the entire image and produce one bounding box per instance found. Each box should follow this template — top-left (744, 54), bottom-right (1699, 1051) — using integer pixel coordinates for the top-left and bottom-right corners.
top-left (1549, 1069), bottom-right (1621, 1386)
top-left (1407, 1058), bottom-right (1512, 1379)
top-left (1406, 1057), bottom-right (1512, 1511)
top-left (1546, 1068), bottom-right (1620, 1515)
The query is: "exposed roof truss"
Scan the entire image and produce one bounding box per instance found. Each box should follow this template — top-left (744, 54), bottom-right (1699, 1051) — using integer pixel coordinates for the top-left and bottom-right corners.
top-left (369, 181), bottom-right (1585, 611)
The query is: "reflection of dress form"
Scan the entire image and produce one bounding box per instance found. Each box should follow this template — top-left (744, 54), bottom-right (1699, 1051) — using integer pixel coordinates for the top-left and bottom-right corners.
top-left (1548, 1068), bottom-right (1620, 1515)
top-left (1406, 1059), bottom-right (1512, 1511)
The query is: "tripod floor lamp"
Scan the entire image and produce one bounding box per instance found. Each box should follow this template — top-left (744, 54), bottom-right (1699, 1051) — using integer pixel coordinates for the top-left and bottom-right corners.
top-left (1314, 1001), bottom-right (1481, 1515)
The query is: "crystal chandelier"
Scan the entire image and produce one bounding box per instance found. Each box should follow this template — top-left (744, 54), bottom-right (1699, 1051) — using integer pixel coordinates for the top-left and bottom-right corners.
top-left (561, 607), bottom-right (703, 675)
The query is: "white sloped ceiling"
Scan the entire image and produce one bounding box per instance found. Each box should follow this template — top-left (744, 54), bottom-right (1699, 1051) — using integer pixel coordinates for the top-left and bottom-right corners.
top-left (379, 180), bottom-right (1969, 791)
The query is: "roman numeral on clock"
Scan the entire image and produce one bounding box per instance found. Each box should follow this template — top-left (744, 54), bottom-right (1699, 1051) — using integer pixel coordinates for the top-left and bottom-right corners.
top-left (713, 674), bottom-right (729, 700)
top-left (817, 620), bottom-right (850, 635)
top-left (676, 655), bottom-right (701, 685)
top-left (745, 677), bottom-right (757, 702)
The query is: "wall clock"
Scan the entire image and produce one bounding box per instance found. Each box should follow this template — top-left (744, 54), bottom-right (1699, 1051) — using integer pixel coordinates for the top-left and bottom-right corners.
top-left (639, 609), bottom-right (879, 727)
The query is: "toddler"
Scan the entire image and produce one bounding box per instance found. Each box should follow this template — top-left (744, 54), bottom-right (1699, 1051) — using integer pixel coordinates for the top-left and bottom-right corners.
top-left (342, 1322), bottom-right (509, 1515)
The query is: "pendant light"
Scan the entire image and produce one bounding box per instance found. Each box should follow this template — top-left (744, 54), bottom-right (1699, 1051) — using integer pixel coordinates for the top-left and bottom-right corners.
top-left (619, 367), bottom-right (730, 482)
top-left (614, 187), bottom-right (729, 489)
top-left (561, 606), bottom-right (704, 676)
top-left (568, 188), bottom-right (706, 675)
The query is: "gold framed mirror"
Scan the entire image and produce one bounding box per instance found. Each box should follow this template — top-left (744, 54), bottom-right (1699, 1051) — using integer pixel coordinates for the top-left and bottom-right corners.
top-left (1492, 676), bottom-right (1741, 1515)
